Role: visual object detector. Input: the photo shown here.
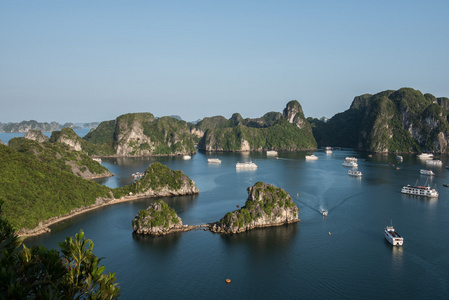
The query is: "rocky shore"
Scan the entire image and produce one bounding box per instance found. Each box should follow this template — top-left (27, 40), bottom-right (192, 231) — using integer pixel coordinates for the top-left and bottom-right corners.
top-left (132, 182), bottom-right (300, 237)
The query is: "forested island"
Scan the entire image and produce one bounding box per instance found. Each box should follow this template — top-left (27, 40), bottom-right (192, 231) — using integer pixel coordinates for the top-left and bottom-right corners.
top-left (0, 143), bottom-right (198, 234)
top-left (132, 182), bottom-right (299, 236)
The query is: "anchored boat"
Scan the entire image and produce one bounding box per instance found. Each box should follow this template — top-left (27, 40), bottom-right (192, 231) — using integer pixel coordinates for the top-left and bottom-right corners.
top-left (384, 223), bottom-right (404, 246)
top-left (401, 184), bottom-right (439, 198)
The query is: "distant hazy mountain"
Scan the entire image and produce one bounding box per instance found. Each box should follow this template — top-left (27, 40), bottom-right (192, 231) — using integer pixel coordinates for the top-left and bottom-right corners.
top-left (0, 120), bottom-right (99, 133)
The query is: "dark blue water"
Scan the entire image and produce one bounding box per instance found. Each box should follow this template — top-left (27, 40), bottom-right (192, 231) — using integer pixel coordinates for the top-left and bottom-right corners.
top-left (25, 150), bottom-right (449, 299)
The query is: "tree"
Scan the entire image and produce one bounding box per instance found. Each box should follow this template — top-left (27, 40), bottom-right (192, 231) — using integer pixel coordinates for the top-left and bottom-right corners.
top-left (0, 200), bottom-right (120, 299)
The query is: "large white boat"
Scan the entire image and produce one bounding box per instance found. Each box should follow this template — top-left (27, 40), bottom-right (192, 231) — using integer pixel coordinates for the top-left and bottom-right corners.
top-left (305, 155), bottom-right (318, 160)
top-left (401, 184), bottom-right (439, 198)
top-left (384, 223), bottom-right (404, 246)
top-left (417, 153), bottom-right (434, 159)
top-left (266, 150), bottom-right (278, 156)
top-left (342, 160), bottom-right (358, 167)
top-left (236, 161), bottom-right (257, 169)
top-left (348, 170), bottom-right (362, 177)
top-left (426, 159), bottom-right (443, 166)
top-left (420, 169), bottom-right (435, 176)
top-left (345, 157), bottom-right (358, 162)
top-left (208, 158), bottom-right (221, 164)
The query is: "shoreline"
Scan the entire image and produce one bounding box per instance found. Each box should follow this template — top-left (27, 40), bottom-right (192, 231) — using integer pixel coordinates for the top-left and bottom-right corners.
top-left (18, 194), bottom-right (156, 238)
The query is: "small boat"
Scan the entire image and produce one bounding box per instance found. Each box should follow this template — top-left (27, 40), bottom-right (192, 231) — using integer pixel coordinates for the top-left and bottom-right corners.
top-left (266, 150), bottom-right (278, 156)
top-left (396, 155), bottom-right (403, 162)
top-left (420, 169), bottom-right (435, 176)
top-left (345, 157), bottom-right (357, 162)
top-left (324, 147), bottom-right (332, 154)
top-left (443, 184), bottom-right (449, 187)
top-left (182, 155), bottom-right (191, 160)
top-left (92, 158), bottom-right (102, 163)
top-left (426, 159), bottom-right (443, 166)
top-left (322, 210), bottom-right (328, 217)
top-left (384, 223), bottom-right (404, 246)
top-left (401, 184), bottom-right (439, 198)
top-left (342, 160), bottom-right (358, 167)
top-left (348, 170), bottom-right (362, 177)
top-left (225, 279), bottom-right (231, 284)
top-left (132, 172), bottom-right (144, 181)
top-left (417, 153), bottom-right (434, 159)
top-left (305, 155), bottom-right (318, 160)
top-left (236, 161), bottom-right (257, 169)
top-left (208, 158), bottom-right (221, 164)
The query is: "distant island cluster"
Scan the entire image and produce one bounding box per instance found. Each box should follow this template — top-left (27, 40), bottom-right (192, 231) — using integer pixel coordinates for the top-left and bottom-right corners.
top-left (1, 87), bottom-right (449, 237)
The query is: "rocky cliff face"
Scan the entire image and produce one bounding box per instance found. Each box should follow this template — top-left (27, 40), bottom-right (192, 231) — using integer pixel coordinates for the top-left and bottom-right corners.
top-left (50, 128), bottom-right (83, 152)
top-left (197, 102), bottom-right (317, 152)
top-left (132, 200), bottom-right (184, 236)
top-left (113, 162), bottom-right (199, 198)
top-left (24, 130), bottom-right (50, 143)
top-left (311, 88), bottom-right (449, 153)
top-left (210, 182), bottom-right (299, 234)
top-left (83, 113), bottom-right (195, 156)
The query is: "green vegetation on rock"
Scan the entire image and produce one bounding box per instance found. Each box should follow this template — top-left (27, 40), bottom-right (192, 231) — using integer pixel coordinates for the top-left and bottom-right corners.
top-left (83, 113), bottom-right (195, 156)
top-left (310, 87), bottom-right (449, 153)
top-left (197, 101), bottom-right (317, 151)
top-left (8, 137), bottom-right (110, 178)
top-left (217, 182), bottom-right (299, 231)
top-left (0, 144), bottom-right (196, 232)
top-left (0, 144), bottom-right (112, 230)
top-left (132, 200), bottom-right (180, 230)
top-left (112, 162), bottom-right (194, 198)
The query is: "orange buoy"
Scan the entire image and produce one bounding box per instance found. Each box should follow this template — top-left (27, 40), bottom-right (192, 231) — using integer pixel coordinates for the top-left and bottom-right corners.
top-left (225, 279), bottom-right (231, 284)
top-left (236, 205), bottom-right (239, 208)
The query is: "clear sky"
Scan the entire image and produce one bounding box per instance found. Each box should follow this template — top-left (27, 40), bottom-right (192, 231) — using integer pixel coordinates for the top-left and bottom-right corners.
top-left (1, 0), bottom-right (448, 123)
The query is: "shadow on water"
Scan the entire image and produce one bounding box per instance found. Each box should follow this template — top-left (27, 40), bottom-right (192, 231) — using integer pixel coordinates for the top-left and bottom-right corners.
top-left (132, 231), bottom-right (183, 251)
top-left (219, 223), bottom-right (299, 251)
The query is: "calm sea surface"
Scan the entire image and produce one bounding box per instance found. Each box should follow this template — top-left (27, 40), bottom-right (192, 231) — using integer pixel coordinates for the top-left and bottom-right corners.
top-left (15, 143), bottom-right (449, 299)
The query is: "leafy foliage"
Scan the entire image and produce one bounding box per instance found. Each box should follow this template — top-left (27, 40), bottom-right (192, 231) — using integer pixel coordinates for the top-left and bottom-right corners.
top-left (218, 182), bottom-right (298, 228)
top-left (0, 144), bottom-right (112, 230)
top-left (0, 207), bottom-right (120, 300)
top-left (133, 200), bottom-right (180, 229)
top-left (8, 137), bottom-right (110, 177)
top-left (112, 162), bottom-right (187, 198)
top-left (311, 87), bottom-right (449, 152)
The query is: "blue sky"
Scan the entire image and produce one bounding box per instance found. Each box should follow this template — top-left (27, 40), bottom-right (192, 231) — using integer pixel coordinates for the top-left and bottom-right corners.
top-left (1, 1), bottom-right (448, 123)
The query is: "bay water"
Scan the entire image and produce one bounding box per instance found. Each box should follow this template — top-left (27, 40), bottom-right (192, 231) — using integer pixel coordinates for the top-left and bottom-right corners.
top-left (18, 148), bottom-right (449, 299)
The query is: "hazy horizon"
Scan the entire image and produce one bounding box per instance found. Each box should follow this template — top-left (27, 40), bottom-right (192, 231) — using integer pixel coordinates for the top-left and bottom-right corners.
top-left (2, 1), bottom-right (448, 123)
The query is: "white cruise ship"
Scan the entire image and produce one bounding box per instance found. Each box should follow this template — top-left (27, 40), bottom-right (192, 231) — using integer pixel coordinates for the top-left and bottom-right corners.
top-left (384, 224), bottom-right (404, 246)
top-left (236, 161), bottom-right (257, 169)
top-left (401, 184), bottom-right (439, 198)
top-left (417, 153), bottom-right (434, 159)
top-left (305, 155), bottom-right (318, 160)
top-left (208, 158), bottom-right (221, 164)
top-left (420, 169), bottom-right (435, 176)
top-left (266, 150), bottom-right (278, 156)
top-left (348, 170), bottom-right (362, 177)
top-left (426, 159), bottom-right (443, 166)
top-left (342, 160), bottom-right (358, 167)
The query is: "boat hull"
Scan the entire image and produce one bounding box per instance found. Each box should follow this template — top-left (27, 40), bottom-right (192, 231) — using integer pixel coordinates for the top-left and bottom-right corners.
top-left (384, 229), bottom-right (403, 246)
